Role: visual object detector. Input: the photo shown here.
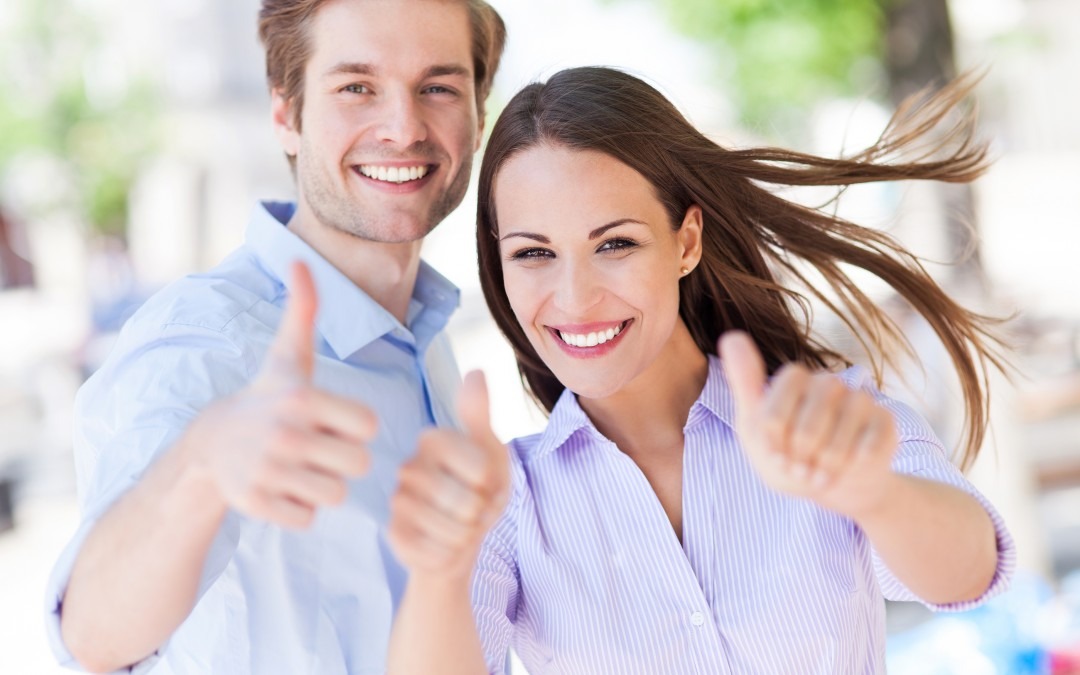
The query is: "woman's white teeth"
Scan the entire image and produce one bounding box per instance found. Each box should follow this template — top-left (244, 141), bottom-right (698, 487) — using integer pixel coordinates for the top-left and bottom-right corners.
top-left (557, 324), bottom-right (622, 348)
top-left (359, 165), bottom-right (428, 183)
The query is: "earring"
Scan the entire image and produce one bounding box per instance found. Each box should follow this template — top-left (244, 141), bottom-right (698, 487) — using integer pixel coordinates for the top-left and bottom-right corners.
top-left (680, 267), bottom-right (690, 276)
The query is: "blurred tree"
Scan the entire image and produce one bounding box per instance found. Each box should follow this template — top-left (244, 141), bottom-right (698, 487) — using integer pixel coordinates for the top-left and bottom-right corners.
top-left (0, 0), bottom-right (158, 238)
top-left (618, 0), bottom-right (983, 281)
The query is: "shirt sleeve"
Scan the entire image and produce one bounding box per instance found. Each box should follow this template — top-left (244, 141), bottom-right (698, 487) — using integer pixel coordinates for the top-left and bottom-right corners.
top-left (470, 450), bottom-right (524, 675)
top-left (852, 371), bottom-right (1017, 612)
top-left (45, 317), bottom-right (256, 671)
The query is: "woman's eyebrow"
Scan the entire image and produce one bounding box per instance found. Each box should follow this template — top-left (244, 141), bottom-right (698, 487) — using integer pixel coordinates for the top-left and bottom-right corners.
top-left (499, 231), bottom-right (549, 243)
top-left (499, 219), bottom-right (646, 243)
top-left (588, 219), bottom-right (646, 240)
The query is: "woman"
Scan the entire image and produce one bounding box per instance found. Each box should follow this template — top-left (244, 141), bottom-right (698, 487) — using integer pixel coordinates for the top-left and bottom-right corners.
top-left (387, 66), bottom-right (1015, 674)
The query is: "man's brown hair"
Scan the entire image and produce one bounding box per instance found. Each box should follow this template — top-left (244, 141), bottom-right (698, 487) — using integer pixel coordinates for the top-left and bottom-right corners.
top-left (258, 0), bottom-right (506, 131)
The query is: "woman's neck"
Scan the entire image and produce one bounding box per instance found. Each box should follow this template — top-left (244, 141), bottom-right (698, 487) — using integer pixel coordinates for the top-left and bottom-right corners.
top-left (579, 322), bottom-right (709, 456)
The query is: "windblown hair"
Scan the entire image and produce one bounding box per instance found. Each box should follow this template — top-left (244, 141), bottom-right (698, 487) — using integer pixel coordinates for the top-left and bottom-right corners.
top-left (476, 66), bottom-right (1008, 470)
top-left (258, 0), bottom-right (506, 168)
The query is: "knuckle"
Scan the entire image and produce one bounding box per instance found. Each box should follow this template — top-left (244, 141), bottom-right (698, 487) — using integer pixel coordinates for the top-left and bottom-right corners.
top-left (289, 506), bottom-right (316, 529)
top-left (395, 462), bottom-right (419, 487)
top-left (389, 488), bottom-right (411, 513)
top-left (790, 427), bottom-right (814, 452)
top-left (325, 478), bottom-right (348, 505)
top-left (277, 386), bottom-right (311, 417)
top-left (852, 391), bottom-right (875, 411)
top-left (761, 416), bottom-right (787, 443)
top-left (822, 377), bottom-right (847, 399)
top-left (350, 448), bottom-right (372, 475)
top-left (242, 491), bottom-right (271, 519)
top-left (269, 424), bottom-right (303, 458)
top-left (777, 363), bottom-right (809, 383)
top-left (254, 459), bottom-right (284, 487)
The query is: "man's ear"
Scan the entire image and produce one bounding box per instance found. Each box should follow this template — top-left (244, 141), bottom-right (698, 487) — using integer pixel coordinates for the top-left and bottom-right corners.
top-left (474, 111), bottom-right (485, 153)
top-left (271, 88), bottom-right (301, 157)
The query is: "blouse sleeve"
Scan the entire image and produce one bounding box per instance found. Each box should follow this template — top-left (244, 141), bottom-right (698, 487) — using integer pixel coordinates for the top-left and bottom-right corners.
top-left (846, 368), bottom-right (1017, 611)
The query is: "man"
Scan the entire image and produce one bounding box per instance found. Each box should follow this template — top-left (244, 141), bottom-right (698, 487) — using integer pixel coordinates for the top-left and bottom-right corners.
top-left (46, 1), bottom-right (508, 672)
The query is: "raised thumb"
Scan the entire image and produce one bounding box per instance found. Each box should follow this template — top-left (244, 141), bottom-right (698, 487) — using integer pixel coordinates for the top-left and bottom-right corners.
top-left (719, 330), bottom-right (767, 422)
top-left (266, 261), bottom-right (319, 381)
top-left (457, 370), bottom-right (505, 464)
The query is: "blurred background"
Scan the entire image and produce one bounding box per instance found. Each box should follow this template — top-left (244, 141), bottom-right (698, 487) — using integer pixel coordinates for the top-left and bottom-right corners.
top-left (1, 0), bottom-right (1078, 672)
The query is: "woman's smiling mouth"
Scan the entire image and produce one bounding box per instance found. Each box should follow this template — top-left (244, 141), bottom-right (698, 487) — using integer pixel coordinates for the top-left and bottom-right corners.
top-left (547, 320), bottom-right (633, 357)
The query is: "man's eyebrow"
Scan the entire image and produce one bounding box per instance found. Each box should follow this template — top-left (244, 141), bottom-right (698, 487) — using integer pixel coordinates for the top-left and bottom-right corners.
top-left (322, 63), bottom-right (471, 79)
top-left (324, 62), bottom-right (376, 78)
top-left (423, 64), bottom-right (471, 79)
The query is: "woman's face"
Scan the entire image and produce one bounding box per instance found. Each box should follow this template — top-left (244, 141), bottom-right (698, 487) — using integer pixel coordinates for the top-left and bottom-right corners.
top-left (494, 144), bottom-right (702, 401)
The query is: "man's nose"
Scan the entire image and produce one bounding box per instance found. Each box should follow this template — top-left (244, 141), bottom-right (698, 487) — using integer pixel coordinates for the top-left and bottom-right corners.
top-left (374, 90), bottom-right (429, 148)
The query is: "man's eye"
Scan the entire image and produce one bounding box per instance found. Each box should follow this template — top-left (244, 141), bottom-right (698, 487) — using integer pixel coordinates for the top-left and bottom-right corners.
top-left (342, 84), bottom-right (370, 94)
top-left (423, 85), bottom-right (456, 95)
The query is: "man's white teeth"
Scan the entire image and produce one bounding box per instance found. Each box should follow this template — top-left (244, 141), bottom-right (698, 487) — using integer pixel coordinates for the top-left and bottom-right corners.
top-left (358, 165), bottom-right (429, 183)
top-left (557, 324), bottom-right (622, 348)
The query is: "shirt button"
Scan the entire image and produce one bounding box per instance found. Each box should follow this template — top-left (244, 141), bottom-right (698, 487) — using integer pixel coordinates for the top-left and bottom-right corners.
top-left (690, 611), bottom-right (705, 627)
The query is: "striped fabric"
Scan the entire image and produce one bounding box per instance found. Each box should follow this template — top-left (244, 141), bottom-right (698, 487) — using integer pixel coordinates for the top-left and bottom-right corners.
top-left (471, 356), bottom-right (1015, 674)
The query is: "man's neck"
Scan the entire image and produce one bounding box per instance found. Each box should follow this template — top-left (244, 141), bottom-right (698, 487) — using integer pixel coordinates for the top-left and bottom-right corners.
top-left (286, 204), bottom-right (424, 324)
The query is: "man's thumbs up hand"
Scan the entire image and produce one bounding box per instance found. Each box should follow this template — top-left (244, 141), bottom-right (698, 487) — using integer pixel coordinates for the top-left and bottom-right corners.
top-left (262, 261), bottom-right (319, 383)
top-left (185, 261), bottom-right (377, 529)
top-left (389, 370), bottom-right (510, 580)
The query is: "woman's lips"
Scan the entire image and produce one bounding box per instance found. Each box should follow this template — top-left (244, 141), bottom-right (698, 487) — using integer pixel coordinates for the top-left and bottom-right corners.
top-left (547, 320), bottom-right (632, 358)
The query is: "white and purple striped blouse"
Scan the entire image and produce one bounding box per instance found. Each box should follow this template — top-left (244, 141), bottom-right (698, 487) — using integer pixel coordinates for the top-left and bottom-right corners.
top-left (470, 355), bottom-right (1015, 674)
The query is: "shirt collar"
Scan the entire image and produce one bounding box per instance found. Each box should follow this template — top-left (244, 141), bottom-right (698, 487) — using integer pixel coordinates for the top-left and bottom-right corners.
top-left (246, 201), bottom-right (460, 359)
top-left (689, 354), bottom-right (739, 430)
top-left (528, 387), bottom-right (597, 463)
top-left (527, 354), bottom-right (739, 463)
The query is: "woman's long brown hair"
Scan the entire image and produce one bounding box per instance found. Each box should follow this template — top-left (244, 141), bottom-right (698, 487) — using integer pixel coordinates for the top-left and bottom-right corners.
top-left (476, 66), bottom-right (1008, 470)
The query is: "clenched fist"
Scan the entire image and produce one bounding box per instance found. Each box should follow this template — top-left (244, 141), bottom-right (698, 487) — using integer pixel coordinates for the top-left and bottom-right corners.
top-left (719, 331), bottom-right (900, 519)
top-left (388, 371), bottom-right (510, 580)
top-left (186, 261), bottom-right (377, 529)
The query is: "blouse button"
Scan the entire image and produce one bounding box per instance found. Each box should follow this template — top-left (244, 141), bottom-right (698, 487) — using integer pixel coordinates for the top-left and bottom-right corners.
top-left (690, 611), bottom-right (706, 627)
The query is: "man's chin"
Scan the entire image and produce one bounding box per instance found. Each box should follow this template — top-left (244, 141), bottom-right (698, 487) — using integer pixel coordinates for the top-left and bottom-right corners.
top-left (328, 215), bottom-right (437, 244)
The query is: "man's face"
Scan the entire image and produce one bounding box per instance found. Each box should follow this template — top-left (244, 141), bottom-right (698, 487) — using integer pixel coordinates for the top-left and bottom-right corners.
top-left (280, 0), bottom-right (481, 243)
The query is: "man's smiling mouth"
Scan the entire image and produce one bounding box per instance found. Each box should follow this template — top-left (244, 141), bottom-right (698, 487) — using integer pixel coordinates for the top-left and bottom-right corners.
top-left (356, 164), bottom-right (431, 184)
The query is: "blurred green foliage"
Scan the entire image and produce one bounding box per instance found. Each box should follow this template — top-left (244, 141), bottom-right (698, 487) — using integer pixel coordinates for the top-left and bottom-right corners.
top-left (615, 0), bottom-right (888, 135)
top-left (0, 0), bottom-right (158, 236)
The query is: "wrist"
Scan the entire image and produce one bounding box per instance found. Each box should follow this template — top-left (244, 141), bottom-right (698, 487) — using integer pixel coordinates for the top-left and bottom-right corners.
top-left (163, 420), bottom-right (230, 521)
top-left (846, 471), bottom-right (904, 526)
top-left (407, 569), bottom-right (475, 597)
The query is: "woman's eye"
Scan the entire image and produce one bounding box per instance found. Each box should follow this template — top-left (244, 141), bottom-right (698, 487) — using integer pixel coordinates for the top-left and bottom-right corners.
top-left (597, 238), bottom-right (638, 253)
top-left (508, 247), bottom-right (553, 261)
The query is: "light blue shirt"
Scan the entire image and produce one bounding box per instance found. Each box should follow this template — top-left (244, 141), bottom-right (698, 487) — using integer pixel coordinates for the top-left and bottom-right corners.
top-left (46, 201), bottom-right (462, 674)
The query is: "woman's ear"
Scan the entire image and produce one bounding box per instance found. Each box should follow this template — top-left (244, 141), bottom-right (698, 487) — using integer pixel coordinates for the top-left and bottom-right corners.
top-left (271, 88), bottom-right (301, 158)
top-left (677, 205), bottom-right (704, 275)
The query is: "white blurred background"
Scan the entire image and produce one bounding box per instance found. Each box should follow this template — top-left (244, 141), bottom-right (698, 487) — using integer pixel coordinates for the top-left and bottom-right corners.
top-left (2, 0), bottom-right (1079, 672)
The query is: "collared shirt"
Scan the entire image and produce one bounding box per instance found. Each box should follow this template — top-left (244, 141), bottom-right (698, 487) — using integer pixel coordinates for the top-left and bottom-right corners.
top-left (46, 201), bottom-right (462, 674)
top-left (471, 356), bottom-right (1016, 675)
